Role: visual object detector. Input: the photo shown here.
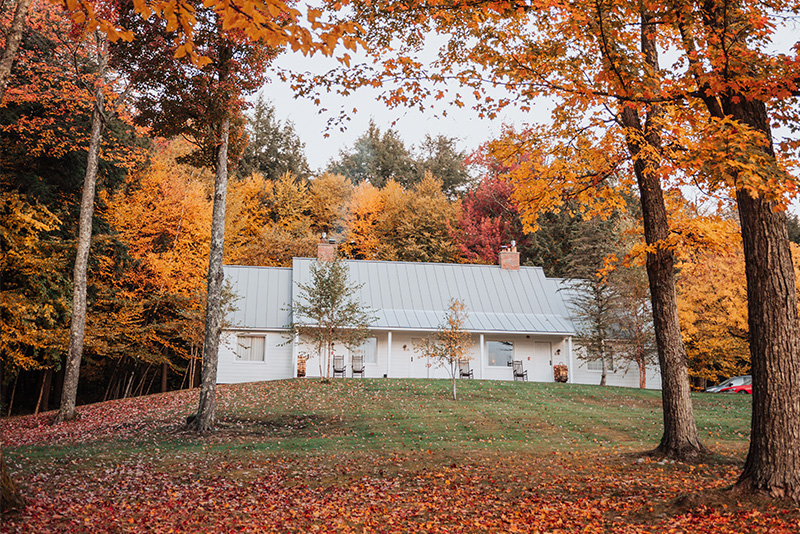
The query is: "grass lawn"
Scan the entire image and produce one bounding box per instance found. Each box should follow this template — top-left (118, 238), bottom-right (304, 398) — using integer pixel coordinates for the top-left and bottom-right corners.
top-left (1, 379), bottom-right (796, 532)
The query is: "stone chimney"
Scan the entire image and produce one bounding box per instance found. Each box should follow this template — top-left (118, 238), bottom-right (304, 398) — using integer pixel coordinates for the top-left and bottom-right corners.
top-left (499, 241), bottom-right (520, 270)
top-left (317, 236), bottom-right (337, 261)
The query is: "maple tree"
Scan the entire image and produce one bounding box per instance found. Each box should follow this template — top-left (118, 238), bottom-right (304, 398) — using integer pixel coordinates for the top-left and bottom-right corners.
top-left (413, 299), bottom-right (471, 400)
top-left (224, 172), bottom-right (319, 266)
top-left (377, 173), bottom-right (461, 263)
top-left (308, 172), bottom-right (352, 235)
top-left (678, 241), bottom-right (750, 390)
top-left (54, 29), bottom-right (111, 424)
top-left (340, 181), bottom-right (384, 259)
top-left (452, 174), bottom-right (526, 264)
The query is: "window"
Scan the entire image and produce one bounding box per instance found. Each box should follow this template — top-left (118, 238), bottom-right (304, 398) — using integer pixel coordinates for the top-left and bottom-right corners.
top-left (487, 341), bottom-right (514, 367)
top-left (353, 337), bottom-right (377, 364)
top-left (236, 335), bottom-right (265, 362)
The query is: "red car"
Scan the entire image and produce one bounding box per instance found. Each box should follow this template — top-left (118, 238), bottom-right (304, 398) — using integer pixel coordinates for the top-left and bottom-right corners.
top-left (719, 383), bottom-right (752, 394)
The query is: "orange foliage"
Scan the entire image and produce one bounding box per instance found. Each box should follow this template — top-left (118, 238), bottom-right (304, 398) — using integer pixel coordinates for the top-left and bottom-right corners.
top-left (54, 0), bottom-right (362, 66)
top-left (1, 0), bottom-right (146, 172)
top-left (104, 139), bottom-right (212, 357)
top-left (341, 181), bottom-right (384, 259)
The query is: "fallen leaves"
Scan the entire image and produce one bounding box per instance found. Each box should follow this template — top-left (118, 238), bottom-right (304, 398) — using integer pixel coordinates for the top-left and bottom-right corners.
top-left (0, 380), bottom-right (792, 532)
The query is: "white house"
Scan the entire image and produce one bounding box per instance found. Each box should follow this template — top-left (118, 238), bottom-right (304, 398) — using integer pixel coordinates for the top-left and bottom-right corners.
top-left (217, 242), bottom-right (662, 388)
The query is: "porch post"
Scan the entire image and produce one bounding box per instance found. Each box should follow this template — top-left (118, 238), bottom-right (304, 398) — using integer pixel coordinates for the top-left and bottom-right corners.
top-left (567, 336), bottom-right (573, 384)
top-left (387, 331), bottom-right (392, 378)
top-left (292, 332), bottom-right (299, 378)
top-left (479, 333), bottom-right (485, 380)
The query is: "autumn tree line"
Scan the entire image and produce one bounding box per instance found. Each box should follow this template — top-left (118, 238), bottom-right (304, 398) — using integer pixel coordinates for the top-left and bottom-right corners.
top-left (1, 0), bottom-right (800, 502)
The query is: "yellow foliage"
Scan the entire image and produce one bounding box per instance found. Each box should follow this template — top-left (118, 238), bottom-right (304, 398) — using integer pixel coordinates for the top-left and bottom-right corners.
top-left (308, 172), bottom-right (352, 234)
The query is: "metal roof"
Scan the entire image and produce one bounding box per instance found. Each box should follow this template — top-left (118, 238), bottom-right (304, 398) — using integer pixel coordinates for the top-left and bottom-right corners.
top-left (224, 265), bottom-right (292, 330)
top-left (289, 258), bottom-right (575, 335)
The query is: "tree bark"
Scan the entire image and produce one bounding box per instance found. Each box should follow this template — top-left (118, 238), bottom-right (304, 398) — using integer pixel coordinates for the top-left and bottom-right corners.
top-left (622, 107), bottom-right (704, 458)
top-left (612, 12), bottom-right (704, 459)
top-left (638, 351), bottom-right (646, 389)
top-left (54, 59), bottom-right (106, 423)
top-left (1, 448), bottom-right (25, 513)
top-left (189, 115), bottom-right (230, 433)
top-left (717, 99), bottom-right (800, 500)
top-left (0, 0), bottom-right (33, 102)
top-left (161, 362), bottom-right (168, 393)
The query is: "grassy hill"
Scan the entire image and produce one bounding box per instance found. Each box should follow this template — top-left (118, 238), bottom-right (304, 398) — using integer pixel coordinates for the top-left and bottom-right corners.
top-left (2, 378), bottom-right (751, 458)
top-left (4, 379), bottom-right (788, 533)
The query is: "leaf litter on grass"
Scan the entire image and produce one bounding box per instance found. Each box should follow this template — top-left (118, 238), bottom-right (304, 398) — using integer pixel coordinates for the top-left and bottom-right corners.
top-left (3, 379), bottom-right (796, 533)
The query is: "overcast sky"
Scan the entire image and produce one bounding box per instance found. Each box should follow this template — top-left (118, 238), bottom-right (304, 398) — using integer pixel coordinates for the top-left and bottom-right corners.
top-left (261, 50), bottom-right (538, 173)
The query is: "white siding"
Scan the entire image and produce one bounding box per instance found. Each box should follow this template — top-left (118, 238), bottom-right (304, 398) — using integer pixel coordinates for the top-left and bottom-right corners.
top-left (570, 345), bottom-right (662, 389)
top-left (217, 331), bottom-right (293, 383)
top-left (217, 327), bottom-right (663, 389)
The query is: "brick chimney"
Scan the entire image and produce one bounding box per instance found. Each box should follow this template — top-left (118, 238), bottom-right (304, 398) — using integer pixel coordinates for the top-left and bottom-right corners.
top-left (499, 241), bottom-right (520, 270)
top-left (317, 236), bottom-right (337, 261)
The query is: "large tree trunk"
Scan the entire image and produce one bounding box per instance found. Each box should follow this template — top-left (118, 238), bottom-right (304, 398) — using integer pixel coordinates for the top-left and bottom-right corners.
top-left (54, 76), bottom-right (105, 424)
top-left (724, 99), bottom-right (800, 500)
top-left (643, 185), bottom-right (703, 458)
top-left (625, 118), bottom-right (704, 458)
top-left (613, 12), bottom-right (704, 459)
top-left (682, 0), bottom-right (800, 496)
top-left (189, 116), bottom-right (230, 433)
top-left (0, 0), bottom-right (33, 102)
top-left (1, 448), bottom-right (25, 512)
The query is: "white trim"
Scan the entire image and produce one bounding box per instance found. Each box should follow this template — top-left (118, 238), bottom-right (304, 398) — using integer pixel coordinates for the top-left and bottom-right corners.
top-left (567, 336), bottom-right (573, 384)
top-left (291, 332), bottom-right (299, 378)
top-left (387, 331), bottom-right (393, 378)
top-left (224, 327), bottom-right (575, 337)
top-left (480, 333), bottom-right (485, 379)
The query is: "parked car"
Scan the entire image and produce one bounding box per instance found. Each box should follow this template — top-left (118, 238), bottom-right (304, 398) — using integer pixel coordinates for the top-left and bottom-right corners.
top-left (705, 375), bottom-right (751, 393)
top-left (719, 383), bottom-right (752, 394)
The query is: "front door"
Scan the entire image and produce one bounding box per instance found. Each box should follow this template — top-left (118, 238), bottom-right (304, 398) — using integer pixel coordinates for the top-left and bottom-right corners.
top-left (530, 342), bottom-right (553, 382)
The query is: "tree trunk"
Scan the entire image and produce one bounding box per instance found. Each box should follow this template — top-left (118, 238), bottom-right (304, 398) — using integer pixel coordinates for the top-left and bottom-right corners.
top-left (161, 362), bottom-right (168, 393)
top-left (189, 115), bottom-right (230, 433)
top-left (599, 338), bottom-right (607, 386)
top-left (0, 0), bottom-right (33, 102)
top-left (54, 36), bottom-right (107, 424)
top-left (626, 125), bottom-right (704, 458)
top-left (1, 448), bottom-right (25, 513)
top-left (34, 369), bottom-right (52, 414)
top-left (611, 13), bottom-right (704, 459)
top-left (6, 374), bottom-right (18, 417)
top-left (725, 99), bottom-right (800, 500)
top-left (638, 351), bottom-right (647, 389)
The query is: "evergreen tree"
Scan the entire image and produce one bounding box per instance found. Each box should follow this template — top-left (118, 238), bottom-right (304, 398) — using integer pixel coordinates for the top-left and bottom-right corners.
top-left (417, 134), bottom-right (472, 197)
top-left (238, 96), bottom-right (310, 180)
top-left (328, 120), bottom-right (417, 188)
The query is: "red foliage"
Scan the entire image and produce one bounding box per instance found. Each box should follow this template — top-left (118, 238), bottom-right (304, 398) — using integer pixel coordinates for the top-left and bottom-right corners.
top-left (453, 176), bottom-right (525, 264)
